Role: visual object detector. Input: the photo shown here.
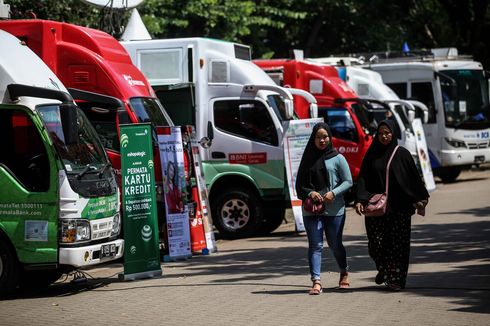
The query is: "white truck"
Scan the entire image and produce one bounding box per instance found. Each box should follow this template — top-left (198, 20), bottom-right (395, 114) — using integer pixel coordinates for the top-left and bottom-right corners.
top-left (0, 30), bottom-right (123, 294)
top-left (364, 48), bottom-right (490, 182)
top-left (122, 38), bottom-right (317, 238)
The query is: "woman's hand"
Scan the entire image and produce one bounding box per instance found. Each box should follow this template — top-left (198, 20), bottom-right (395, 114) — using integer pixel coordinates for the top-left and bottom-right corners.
top-left (414, 199), bottom-right (428, 209)
top-left (309, 191), bottom-right (323, 203)
top-left (355, 202), bottom-right (364, 216)
top-left (323, 191), bottom-right (335, 203)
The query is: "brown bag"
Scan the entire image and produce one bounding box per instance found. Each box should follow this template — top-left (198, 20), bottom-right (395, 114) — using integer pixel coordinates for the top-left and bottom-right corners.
top-left (364, 146), bottom-right (399, 217)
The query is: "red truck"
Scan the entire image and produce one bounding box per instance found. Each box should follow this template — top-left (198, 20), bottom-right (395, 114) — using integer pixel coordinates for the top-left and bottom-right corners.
top-left (254, 59), bottom-right (376, 181)
top-left (0, 20), bottom-right (174, 231)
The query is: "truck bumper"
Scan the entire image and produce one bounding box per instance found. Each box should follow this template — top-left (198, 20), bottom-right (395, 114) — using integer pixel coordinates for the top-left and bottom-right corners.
top-left (59, 239), bottom-right (124, 267)
top-left (440, 148), bottom-right (490, 166)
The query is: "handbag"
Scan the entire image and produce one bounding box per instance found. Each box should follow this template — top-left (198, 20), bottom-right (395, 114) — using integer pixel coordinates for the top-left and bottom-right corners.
top-left (364, 146), bottom-right (399, 217)
top-left (303, 196), bottom-right (325, 214)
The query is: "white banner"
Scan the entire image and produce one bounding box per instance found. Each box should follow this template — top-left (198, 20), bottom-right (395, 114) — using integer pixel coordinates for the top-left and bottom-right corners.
top-left (157, 127), bottom-right (192, 260)
top-left (283, 118), bottom-right (323, 232)
top-left (412, 118), bottom-right (436, 192)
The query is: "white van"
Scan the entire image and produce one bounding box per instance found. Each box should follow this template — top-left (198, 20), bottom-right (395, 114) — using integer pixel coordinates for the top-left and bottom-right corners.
top-left (122, 38), bottom-right (316, 238)
top-left (365, 48), bottom-right (490, 182)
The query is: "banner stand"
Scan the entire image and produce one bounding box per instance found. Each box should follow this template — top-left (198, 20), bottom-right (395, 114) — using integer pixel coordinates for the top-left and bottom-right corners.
top-left (119, 269), bottom-right (162, 281)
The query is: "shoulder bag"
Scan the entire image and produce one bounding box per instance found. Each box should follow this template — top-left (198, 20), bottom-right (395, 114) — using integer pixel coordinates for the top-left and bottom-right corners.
top-left (303, 196), bottom-right (325, 214)
top-left (364, 146), bottom-right (399, 217)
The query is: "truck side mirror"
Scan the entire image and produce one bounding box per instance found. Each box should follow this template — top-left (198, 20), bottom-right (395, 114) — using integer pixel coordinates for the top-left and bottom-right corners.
top-left (407, 110), bottom-right (415, 123)
top-left (309, 103), bottom-right (318, 118)
top-left (60, 103), bottom-right (78, 145)
top-left (199, 120), bottom-right (214, 148)
top-left (285, 99), bottom-right (294, 119)
top-left (423, 111), bottom-right (429, 124)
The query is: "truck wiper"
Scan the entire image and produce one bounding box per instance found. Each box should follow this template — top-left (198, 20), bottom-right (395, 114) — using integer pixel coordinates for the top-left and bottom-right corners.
top-left (454, 116), bottom-right (474, 129)
top-left (76, 164), bottom-right (95, 180)
top-left (98, 163), bottom-right (111, 178)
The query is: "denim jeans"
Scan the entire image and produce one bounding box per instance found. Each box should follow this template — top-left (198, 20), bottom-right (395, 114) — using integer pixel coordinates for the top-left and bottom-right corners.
top-left (303, 213), bottom-right (348, 281)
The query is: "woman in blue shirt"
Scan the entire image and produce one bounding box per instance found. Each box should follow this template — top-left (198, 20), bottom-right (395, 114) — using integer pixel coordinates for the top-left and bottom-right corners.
top-left (296, 122), bottom-right (353, 295)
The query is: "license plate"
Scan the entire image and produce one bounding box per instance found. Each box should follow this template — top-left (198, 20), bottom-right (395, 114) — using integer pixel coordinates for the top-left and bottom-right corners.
top-left (100, 244), bottom-right (117, 258)
top-left (474, 155), bottom-right (485, 164)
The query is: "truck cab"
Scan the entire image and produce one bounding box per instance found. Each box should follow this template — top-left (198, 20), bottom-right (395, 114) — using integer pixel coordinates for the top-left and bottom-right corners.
top-left (254, 59), bottom-right (374, 182)
top-left (364, 49), bottom-right (490, 182)
top-left (0, 30), bottom-right (122, 294)
top-left (122, 38), bottom-right (316, 238)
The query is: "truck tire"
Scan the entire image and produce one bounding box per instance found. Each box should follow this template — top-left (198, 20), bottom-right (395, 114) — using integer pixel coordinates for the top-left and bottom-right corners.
top-left (258, 207), bottom-right (286, 235)
top-left (212, 188), bottom-right (262, 239)
top-left (438, 167), bottom-right (461, 183)
top-left (0, 237), bottom-right (20, 296)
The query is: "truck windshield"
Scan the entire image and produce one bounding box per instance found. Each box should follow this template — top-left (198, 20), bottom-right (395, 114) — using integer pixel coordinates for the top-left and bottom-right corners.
top-left (129, 97), bottom-right (173, 126)
top-left (37, 104), bottom-right (108, 170)
top-left (350, 103), bottom-right (378, 135)
top-left (440, 69), bottom-right (490, 129)
top-left (267, 94), bottom-right (289, 122)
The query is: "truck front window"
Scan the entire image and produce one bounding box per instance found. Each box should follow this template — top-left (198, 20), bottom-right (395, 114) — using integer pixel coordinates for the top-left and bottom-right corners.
top-left (440, 69), bottom-right (490, 129)
top-left (37, 105), bottom-right (108, 170)
top-left (267, 94), bottom-right (289, 122)
top-left (129, 97), bottom-right (173, 126)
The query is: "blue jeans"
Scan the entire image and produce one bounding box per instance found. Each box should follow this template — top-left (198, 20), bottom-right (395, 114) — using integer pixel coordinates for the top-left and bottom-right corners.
top-left (303, 214), bottom-right (348, 281)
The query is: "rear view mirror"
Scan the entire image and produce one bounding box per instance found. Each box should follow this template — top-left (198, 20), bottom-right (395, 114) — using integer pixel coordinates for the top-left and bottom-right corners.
top-left (284, 99), bottom-right (294, 119)
top-left (309, 103), bottom-right (318, 118)
top-left (60, 103), bottom-right (78, 145)
top-left (407, 110), bottom-right (415, 123)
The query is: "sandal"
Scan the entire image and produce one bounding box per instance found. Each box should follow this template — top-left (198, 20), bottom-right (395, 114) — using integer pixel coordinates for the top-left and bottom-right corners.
top-left (375, 271), bottom-right (385, 285)
top-left (339, 272), bottom-right (350, 289)
top-left (309, 280), bottom-right (322, 295)
top-left (386, 282), bottom-right (401, 291)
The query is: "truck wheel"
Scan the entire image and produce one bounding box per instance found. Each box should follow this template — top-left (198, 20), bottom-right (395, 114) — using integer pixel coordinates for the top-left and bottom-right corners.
top-left (438, 167), bottom-right (461, 183)
top-left (258, 207), bottom-right (286, 235)
top-left (0, 238), bottom-right (20, 296)
top-left (212, 188), bottom-right (262, 239)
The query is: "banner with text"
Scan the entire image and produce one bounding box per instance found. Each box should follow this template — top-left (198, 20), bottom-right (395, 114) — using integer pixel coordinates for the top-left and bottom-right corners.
top-left (157, 126), bottom-right (192, 260)
top-left (283, 118), bottom-right (323, 232)
top-left (120, 124), bottom-right (162, 280)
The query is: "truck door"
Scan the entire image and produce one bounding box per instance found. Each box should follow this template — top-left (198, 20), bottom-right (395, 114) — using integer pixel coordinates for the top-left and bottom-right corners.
top-left (0, 107), bottom-right (58, 264)
top-left (208, 97), bottom-right (284, 190)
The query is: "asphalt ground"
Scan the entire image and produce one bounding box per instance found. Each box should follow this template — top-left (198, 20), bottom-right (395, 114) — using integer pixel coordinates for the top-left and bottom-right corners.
top-left (0, 167), bottom-right (489, 326)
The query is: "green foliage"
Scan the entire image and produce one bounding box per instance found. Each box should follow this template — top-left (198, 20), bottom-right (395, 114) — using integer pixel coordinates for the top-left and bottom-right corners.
top-left (3, 0), bottom-right (490, 67)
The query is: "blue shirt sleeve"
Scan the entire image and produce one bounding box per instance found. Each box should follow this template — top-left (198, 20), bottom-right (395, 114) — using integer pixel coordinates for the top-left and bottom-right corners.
top-left (331, 155), bottom-right (353, 197)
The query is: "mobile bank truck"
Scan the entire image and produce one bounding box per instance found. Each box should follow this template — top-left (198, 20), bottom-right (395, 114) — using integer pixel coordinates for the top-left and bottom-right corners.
top-left (0, 20), bottom-right (175, 241)
top-left (122, 38), bottom-right (318, 238)
top-left (0, 30), bottom-right (123, 295)
top-left (364, 48), bottom-right (490, 182)
top-left (253, 59), bottom-right (375, 182)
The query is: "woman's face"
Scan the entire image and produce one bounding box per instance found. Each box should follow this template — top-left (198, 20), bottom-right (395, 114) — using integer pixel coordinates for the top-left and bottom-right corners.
top-left (314, 128), bottom-right (330, 150)
top-left (168, 163), bottom-right (175, 180)
top-left (378, 125), bottom-right (393, 146)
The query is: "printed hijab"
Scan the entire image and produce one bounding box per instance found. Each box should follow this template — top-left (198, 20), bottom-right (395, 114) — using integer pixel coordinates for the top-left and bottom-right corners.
top-left (295, 122), bottom-right (338, 200)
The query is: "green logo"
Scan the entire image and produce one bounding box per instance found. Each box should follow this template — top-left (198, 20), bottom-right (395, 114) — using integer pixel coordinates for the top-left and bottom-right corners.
top-left (141, 225), bottom-right (152, 242)
top-left (121, 133), bottom-right (129, 148)
top-left (148, 160), bottom-right (154, 169)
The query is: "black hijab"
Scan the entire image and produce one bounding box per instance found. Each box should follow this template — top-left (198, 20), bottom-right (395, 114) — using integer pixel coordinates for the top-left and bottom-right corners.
top-left (357, 119), bottom-right (429, 212)
top-left (295, 122), bottom-right (338, 200)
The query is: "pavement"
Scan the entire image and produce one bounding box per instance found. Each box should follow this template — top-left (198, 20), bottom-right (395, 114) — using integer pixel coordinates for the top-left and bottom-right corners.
top-left (0, 167), bottom-right (489, 326)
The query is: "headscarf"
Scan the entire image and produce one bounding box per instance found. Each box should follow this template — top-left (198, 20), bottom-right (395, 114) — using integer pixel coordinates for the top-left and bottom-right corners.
top-left (357, 119), bottom-right (429, 212)
top-left (295, 122), bottom-right (338, 200)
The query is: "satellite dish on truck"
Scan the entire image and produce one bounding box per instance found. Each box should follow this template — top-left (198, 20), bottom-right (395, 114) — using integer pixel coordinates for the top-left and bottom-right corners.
top-left (81, 0), bottom-right (144, 9)
top-left (80, 0), bottom-right (146, 39)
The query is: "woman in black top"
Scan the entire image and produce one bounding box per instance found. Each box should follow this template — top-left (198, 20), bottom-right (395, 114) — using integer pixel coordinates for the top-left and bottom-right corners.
top-left (355, 119), bottom-right (429, 291)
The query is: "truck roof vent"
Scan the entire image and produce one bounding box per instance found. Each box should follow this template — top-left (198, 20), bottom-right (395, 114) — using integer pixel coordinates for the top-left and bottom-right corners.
top-left (210, 60), bottom-right (229, 83)
top-left (73, 71), bottom-right (90, 84)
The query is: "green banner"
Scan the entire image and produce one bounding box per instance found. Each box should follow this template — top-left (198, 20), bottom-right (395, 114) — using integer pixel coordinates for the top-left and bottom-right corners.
top-left (120, 124), bottom-right (162, 280)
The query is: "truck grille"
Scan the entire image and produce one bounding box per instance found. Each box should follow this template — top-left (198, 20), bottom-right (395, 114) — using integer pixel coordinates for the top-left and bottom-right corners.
top-left (91, 217), bottom-right (113, 240)
top-left (465, 141), bottom-right (489, 149)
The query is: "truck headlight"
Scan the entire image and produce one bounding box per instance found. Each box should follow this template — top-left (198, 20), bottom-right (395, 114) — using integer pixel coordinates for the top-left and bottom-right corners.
top-left (61, 219), bottom-right (91, 243)
top-left (111, 213), bottom-right (121, 236)
top-left (445, 138), bottom-right (466, 148)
